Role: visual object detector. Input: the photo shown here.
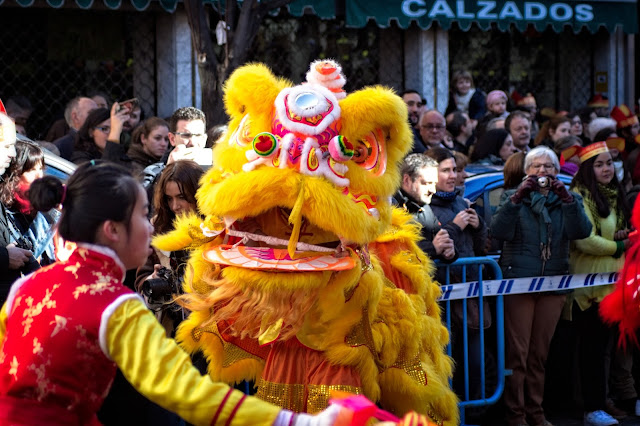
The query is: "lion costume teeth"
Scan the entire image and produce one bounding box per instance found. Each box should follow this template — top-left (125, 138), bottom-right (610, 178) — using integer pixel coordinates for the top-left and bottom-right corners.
top-left (153, 60), bottom-right (459, 425)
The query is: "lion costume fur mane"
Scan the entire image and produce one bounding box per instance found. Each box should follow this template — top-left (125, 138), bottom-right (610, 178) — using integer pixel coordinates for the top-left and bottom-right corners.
top-left (153, 61), bottom-right (459, 425)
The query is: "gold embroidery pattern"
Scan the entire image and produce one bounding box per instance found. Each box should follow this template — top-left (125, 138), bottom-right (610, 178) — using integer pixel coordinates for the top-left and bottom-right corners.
top-left (32, 338), bottom-right (43, 355)
top-left (9, 356), bottom-right (19, 380)
top-left (307, 384), bottom-right (363, 414)
top-left (390, 353), bottom-right (427, 386)
top-left (49, 315), bottom-right (68, 338)
top-left (255, 378), bottom-right (305, 413)
top-left (22, 284), bottom-right (60, 337)
top-left (29, 360), bottom-right (55, 401)
top-left (64, 262), bottom-right (81, 279)
top-left (73, 281), bottom-right (117, 300)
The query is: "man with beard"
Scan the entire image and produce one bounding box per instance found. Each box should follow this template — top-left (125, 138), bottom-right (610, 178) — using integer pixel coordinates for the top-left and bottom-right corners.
top-left (401, 90), bottom-right (426, 154)
top-left (393, 153), bottom-right (456, 261)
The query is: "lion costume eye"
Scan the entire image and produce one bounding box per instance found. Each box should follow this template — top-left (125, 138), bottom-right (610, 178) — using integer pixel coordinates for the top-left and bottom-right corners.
top-left (353, 128), bottom-right (387, 176)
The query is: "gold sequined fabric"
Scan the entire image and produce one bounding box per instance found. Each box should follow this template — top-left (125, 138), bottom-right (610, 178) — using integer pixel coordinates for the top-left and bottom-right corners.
top-left (390, 354), bottom-right (427, 386)
top-left (255, 379), bottom-right (363, 414)
top-left (192, 322), bottom-right (263, 367)
top-left (255, 379), bottom-right (305, 413)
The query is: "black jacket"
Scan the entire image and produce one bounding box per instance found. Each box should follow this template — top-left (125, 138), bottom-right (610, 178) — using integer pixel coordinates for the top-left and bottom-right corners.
top-left (392, 189), bottom-right (458, 263)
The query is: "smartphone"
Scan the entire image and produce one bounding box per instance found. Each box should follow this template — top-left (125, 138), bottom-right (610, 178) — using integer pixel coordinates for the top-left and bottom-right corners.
top-left (117, 98), bottom-right (139, 114)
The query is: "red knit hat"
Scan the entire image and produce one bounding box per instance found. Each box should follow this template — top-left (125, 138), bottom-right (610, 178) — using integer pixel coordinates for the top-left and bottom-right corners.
top-left (610, 104), bottom-right (639, 129)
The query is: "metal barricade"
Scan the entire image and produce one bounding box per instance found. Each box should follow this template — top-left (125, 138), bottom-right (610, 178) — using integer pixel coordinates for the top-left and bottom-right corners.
top-left (436, 257), bottom-right (507, 426)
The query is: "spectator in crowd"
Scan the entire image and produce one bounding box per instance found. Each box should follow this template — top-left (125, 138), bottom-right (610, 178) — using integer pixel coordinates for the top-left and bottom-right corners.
top-left (567, 112), bottom-right (586, 142)
top-left (70, 104), bottom-right (130, 166)
top-left (512, 92), bottom-right (539, 141)
top-left (506, 110), bottom-right (533, 153)
top-left (426, 147), bottom-right (487, 278)
top-left (0, 140), bottom-right (57, 275)
top-left (393, 153), bottom-right (456, 262)
top-left (554, 135), bottom-right (583, 176)
top-left (446, 111), bottom-right (475, 155)
top-left (0, 113), bottom-right (31, 303)
top-left (591, 128), bottom-right (625, 184)
top-left (610, 104), bottom-right (640, 153)
top-left (567, 142), bottom-right (630, 426)
top-left (503, 151), bottom-right (526, 191)
top-left (491, 146), bottom-right (591, 426)
top-left (141, 107), bottom-right (208, 202)
top-left (136, 160), bottom-right (204, 336)
top-left (90, 91), bottom-right (110, 109)
top-left (445, 70), bottom-right (486, 127)
top-left (588, 94), bottom-right (610, 118)
top-left (121, 102), bottom-right (143, 152)
top-left (127, 117), bottom-right (170, 178)
top-left (0, 161), bottom-right (343, 425)
top-left (486, 90), bottom-right (509, 119)
top-left (206, 124), bottom-right (228, 148)
top-left (587, 118), bottom-right (618, 146)
top-left (470, 128), bottom-right (516, 166)
top-left (52, 97), bottom-right (98, 159)
top-left (425, 147), bottom-right (489, 403)
top-left (401, 90), bottom-right (426, 154)
top-left (534, 115), bottom-right (571, 149)
top-left (4, 96), bottom-right (33, 136)
top-left (419, 110), bottom-right (448, 151)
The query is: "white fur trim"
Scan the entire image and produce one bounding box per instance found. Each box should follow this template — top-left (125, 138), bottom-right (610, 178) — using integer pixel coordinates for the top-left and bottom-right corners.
top-left (99, 293), bottom-right (145, 360)
top-left (5, 274), bottom-right (31, 318)
top-left (76, 243), bottom-right (126, 280)
top-left (278, 134), bottom-right (295, 169)
top-left (274, 84), bottom-right (341, 136)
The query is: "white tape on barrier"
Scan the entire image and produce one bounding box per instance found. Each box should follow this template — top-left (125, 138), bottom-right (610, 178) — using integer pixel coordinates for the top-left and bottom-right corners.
top-left (438, 272), bottom-right (620, 301)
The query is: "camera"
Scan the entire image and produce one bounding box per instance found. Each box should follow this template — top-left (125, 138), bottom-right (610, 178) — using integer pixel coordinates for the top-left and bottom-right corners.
top-left (537, 176), bottom-right (550, 188)
top-left (14, 235), bottom-right (34, 252)
top-left (142, 266), bottom-right (178, 302)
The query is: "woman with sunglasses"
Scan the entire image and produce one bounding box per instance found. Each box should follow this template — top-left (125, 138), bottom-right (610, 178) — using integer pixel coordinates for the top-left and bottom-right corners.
top-left (71, 103), bottom-right (130, 166)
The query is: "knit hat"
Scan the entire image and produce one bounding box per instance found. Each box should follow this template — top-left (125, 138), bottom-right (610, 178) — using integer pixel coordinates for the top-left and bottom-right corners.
top-left (588, 94), bottom-right (609, 108)
top-left (610, 104), bottom-right (639, 129)
top-left (486, 90), bottom-right (507, 107)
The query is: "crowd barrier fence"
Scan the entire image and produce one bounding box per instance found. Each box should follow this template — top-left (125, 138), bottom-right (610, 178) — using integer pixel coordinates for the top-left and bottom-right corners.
top-left (436, 257), bottom-right (620, 425)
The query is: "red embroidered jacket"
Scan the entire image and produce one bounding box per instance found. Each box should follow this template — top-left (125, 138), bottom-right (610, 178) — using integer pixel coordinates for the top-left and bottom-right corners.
top-left (0, 245), bottom-right (137, 424)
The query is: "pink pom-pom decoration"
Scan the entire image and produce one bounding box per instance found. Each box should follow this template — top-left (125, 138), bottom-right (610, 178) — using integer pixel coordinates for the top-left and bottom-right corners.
top-left (328, 135), bottom-right (354, 162)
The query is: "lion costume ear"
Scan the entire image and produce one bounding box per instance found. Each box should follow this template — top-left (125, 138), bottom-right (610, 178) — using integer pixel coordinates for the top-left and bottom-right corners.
top-left (339, 86), bottom-right (413, 168)
top-left (223, 63), bottom-right (291, 122)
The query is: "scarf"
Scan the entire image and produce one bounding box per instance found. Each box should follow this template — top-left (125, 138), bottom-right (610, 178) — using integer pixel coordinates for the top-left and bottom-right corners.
top-left (434, 191), bottom-right (457, 201)
top-left (579, 183), bottom-right (626, 236)
top-left (454, 89), bottom-right (475, 113)
top-left (12, 182), bottom-right (33, 216)
top-left (529, 192), bottom-right (553, 262)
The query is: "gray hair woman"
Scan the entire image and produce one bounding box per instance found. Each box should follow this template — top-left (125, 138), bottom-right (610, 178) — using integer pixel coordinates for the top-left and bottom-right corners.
top-left (491, 146), bottom-right (591, 426)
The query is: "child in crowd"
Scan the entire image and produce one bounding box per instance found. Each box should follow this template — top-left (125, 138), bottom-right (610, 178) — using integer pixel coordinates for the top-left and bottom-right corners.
top-left (486, 90), bottom-right (509, 119)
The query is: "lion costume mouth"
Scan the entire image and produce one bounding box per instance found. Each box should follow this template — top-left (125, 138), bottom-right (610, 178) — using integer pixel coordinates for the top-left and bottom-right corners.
top-left (201, 211), bottom-right (359, 272)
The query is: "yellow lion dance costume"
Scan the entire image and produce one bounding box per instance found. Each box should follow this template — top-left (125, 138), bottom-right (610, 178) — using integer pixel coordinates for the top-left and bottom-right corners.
top-left (154, 60), bottom-right (458, 425)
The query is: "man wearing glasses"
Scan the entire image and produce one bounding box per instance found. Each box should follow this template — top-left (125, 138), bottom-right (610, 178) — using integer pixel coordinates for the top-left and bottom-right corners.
top-left (141, 107), bottom-right (209, 200)
top-left (419, 110), bottom-right (448, 151)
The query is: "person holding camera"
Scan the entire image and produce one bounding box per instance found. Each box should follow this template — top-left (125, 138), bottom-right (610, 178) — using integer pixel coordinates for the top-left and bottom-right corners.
top-left (70, 103), bottom-right (132, 166)
top-left (135, 160), bottom-right (204, 337)
top-left (491, 146), bottom-right (592, 426)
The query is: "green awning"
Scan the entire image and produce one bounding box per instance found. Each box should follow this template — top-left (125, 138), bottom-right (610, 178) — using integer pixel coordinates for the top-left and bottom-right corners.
top-left (0, 0), bottom-right (335, 15)
top-left (346, 0), bottom-right (638, 33)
